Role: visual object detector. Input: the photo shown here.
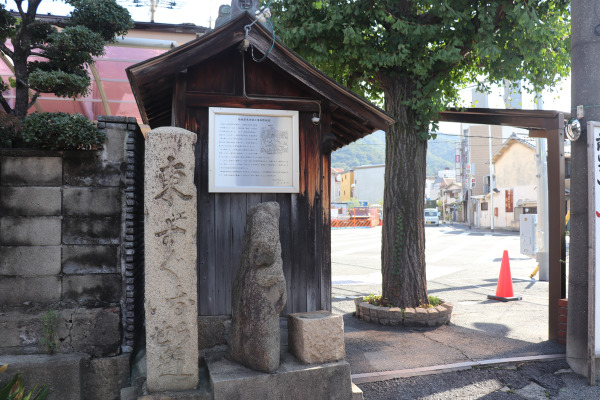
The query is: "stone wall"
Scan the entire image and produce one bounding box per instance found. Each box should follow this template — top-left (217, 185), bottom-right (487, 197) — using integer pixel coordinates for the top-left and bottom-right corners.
top-left (0, 116), bottom-right (144, 357)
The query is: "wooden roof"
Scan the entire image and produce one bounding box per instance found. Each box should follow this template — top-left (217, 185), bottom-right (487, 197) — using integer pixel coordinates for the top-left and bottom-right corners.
top-left (126, 13), bottom-right (395, 147)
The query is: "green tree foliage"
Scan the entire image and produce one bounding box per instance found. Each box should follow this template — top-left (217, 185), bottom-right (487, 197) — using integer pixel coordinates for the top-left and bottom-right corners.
top-left (272, 0), bottom-right (570, 308)
top-left (0, 0), bottom-right (133, 118)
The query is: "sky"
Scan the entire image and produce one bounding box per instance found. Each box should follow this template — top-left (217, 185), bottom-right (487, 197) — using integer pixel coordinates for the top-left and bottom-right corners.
top-left (10, 1), bottom-right (223, 28)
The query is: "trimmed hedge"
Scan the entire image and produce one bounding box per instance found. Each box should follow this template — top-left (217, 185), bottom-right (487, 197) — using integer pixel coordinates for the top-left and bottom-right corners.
top-left (18, 112), bottom-right (105, 150)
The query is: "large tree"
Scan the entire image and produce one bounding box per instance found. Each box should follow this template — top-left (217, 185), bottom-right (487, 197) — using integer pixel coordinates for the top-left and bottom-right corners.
top-left (0, 0), bottom-right (133, 118)
top-left (272, 0), bottom-right (570, 308)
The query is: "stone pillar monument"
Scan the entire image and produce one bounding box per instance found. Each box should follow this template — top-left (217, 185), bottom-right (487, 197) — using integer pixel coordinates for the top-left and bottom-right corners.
top-left (144, 127), bottom-right (198, 392)
top-left (227, 202), bottom-right (287, 373)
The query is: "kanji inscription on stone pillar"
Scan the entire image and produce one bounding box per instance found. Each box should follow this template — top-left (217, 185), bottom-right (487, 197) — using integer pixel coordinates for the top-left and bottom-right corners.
top-left (145, 127), bottom-right (198, 392)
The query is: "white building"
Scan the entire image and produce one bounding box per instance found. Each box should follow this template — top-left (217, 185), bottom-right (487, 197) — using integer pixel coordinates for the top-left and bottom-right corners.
top-left (352, 164), bottom-right (385, 205)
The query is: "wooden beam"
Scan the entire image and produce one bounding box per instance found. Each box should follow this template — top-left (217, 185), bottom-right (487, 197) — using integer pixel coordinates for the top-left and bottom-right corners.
top-left (90, 62), bottom-right (110, 116)
top-left (186, 93), bottom-right (320, 112)
top-left (440, 108), bottom-right (569, 131)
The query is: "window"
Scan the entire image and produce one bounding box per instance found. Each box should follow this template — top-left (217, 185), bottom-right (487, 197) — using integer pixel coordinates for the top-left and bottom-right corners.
top-left (481, 202), bottom-right (488, 211)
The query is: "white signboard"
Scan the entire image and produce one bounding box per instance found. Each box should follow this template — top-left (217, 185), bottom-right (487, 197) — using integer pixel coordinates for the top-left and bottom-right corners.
top-left (590, 121), bottom-right (600, 354)
top-left (208, 108), bottom-right (299, 193)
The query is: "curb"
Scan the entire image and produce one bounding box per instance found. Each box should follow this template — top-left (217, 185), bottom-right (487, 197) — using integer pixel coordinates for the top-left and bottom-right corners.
top-left (351, 354), bottom-right (566, 384)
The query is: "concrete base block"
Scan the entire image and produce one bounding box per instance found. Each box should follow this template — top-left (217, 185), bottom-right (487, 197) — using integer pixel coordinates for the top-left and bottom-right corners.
top-left (288, 310), bottom-right (345, 364)
top-left (83, 354), bottom-right (130, 400)
top-left (206, 352), bottom-right (353, 400)
top-left (0, 353), bottom-right (88, 400)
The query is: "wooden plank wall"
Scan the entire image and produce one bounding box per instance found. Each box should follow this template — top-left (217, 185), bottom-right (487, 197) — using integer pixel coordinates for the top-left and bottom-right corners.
top-left (186, 107), bottom-right (331, 316)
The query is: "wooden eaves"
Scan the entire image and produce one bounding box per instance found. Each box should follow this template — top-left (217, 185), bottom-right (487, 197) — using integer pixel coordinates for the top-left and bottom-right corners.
top-left (126, 12), bottom-right (396, 149)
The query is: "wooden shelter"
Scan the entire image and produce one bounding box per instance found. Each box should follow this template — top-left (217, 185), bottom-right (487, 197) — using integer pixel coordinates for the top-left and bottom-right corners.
top-left (127, 13), bottom-right (395, 316)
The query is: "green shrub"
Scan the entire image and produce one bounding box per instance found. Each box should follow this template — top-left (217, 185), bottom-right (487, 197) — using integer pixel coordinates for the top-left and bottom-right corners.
top-left (0, 113), bottom-right (21, 148)
top-left (428, 295), bottom-right (442, 307)
top-left (40, 310), bottom-right (59, 355)
top-left (363, 294), bottom-right (392, 308)
top-left (20, 112), bottom-right (104, 150)
top-left (0, 364), bottom-right (50, 400)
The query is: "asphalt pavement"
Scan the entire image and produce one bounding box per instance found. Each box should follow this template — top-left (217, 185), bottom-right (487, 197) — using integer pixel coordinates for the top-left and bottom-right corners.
top-left (331, 223), bottom-right (600, 399)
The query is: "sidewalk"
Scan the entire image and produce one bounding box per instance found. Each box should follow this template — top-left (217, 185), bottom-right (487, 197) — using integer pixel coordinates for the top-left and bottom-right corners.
top-left (334, 296), bottom-right (597, 399)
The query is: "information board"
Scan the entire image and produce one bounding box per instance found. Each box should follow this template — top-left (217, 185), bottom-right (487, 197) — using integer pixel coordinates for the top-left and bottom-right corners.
top-left (208, 108), bottom-right (299, 193)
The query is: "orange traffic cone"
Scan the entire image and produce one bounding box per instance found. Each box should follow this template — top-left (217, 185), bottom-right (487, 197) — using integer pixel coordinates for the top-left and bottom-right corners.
top-left (487, 250), bottom-right (522, 302)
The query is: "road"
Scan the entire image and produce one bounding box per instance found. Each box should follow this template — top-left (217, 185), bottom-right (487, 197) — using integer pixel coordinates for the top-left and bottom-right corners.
top-left (331, 223), bottom-right (550, 343)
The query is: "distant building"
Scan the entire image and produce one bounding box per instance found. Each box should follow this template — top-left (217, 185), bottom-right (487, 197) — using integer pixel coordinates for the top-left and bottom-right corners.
top-left (352, 164), bottom-right (385, 205)
top-left (331, 168), bottom-right (343, 202)
top-left (425, 176), bottom-right (438, 202)
top-left (438, 168), bottom-right (456, 179)
top-left (1, 13), bottom-right (208, 124)
top-left (475, 134), bottom-right (537, 230)
top-left (339, 170), bottom-right (354, 202)
top-left (439, 178), bottom-right (462, 222)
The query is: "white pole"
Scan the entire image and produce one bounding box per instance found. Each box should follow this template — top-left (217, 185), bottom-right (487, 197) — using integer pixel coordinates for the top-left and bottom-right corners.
top-left (534, 94), bottom-right (549, 281)
top-left (489, 125), bottom-right (494, 233)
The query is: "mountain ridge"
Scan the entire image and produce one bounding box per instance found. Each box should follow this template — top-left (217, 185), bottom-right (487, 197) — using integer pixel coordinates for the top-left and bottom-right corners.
top-left (331, 131), bottom-right (457, 176)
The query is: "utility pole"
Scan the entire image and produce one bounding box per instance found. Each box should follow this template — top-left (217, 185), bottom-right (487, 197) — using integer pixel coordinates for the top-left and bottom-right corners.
top-left (534, 94), bottom-right (549, 282)
top-left (568, 0), bottom-right (600, 380)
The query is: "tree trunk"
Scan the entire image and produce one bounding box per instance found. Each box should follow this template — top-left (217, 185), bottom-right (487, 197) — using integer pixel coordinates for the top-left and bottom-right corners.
top-left (12, 6), bottom-right (37, 118)
top-left (380, 74), bottom-right (428, 309)
top-left (12, 49), bottom-right (30, 118)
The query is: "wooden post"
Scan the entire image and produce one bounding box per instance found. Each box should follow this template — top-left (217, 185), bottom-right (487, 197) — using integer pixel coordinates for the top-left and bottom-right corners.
top-left (546, 114), bottom-right (566, 341)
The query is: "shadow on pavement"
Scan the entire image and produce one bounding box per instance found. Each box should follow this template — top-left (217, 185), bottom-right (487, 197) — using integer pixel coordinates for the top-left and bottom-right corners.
top-left (339, 310), bottom-right (565, 375)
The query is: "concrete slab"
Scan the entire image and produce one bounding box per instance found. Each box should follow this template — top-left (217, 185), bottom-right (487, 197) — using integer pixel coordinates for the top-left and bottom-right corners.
top-left (206, 352), bottom-right (353, 400)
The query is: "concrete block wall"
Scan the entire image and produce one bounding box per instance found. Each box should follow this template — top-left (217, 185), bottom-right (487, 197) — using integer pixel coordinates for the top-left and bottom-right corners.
top-left (0, 116), bottom-right (144, 359)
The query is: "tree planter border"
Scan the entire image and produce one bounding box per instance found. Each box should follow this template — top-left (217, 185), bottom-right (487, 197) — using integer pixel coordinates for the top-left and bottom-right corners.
top-left (354, 297), bottom-right (453, 327)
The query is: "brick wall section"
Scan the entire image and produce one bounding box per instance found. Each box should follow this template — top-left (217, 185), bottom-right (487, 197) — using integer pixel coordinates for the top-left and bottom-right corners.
top-left (557, 298), bottom-right (567, 345)
top-left (0, 117), bottom-right (139, 357)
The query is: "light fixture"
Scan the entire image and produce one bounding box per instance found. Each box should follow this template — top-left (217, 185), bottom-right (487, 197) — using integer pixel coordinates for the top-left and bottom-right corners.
top-left (311, 113), bottom-right (320, 125)
top-left (565, 117), bottom-right (581, 141)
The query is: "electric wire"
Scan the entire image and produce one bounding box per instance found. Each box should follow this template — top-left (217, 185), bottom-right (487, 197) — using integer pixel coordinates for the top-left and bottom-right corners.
top-left (243, 0), bottom-right (276, 63)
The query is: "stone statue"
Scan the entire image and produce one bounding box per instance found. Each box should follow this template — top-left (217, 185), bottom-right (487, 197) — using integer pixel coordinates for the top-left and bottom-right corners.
top-left (227, 202), bottom-right (287, 373)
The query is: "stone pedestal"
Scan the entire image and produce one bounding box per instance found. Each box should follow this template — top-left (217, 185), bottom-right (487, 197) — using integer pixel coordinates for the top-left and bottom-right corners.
top-left (288, 310), bottom-right (345, 364)
top-left (207, 353), bottom-right (353, 400)
top-left (144, 127), bottom-right (198, 392)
